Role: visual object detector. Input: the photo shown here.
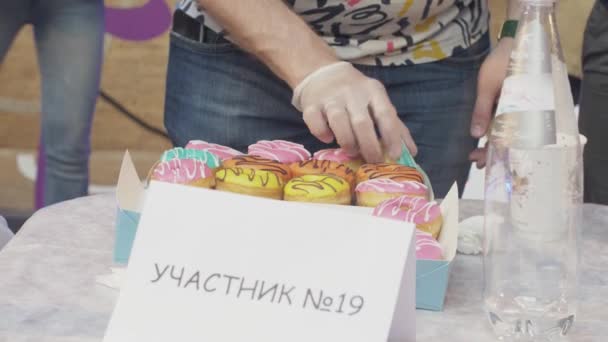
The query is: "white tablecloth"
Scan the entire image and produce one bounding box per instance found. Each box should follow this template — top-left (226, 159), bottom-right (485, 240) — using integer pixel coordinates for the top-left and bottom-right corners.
top-left (0, 216), bottom-right (13, 251)
top-left (0, 194), bottom-right (607, 341)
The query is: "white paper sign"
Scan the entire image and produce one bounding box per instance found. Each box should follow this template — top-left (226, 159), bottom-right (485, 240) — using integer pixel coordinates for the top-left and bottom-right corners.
top-left (104, 181), bottom-right (416, 342)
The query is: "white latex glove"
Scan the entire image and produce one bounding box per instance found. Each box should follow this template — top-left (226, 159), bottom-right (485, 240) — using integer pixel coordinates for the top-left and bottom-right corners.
top-left (292, 62), bottom-right (418, 163)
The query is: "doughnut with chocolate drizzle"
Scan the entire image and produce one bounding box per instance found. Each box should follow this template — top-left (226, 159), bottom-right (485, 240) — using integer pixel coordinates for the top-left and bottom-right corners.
top-left (216, 167), bottom-right (285, 200)
top-left (356, 163), bottom-right (424, 184)
top-left (222, 155), bottom-right (293, 183)
top-left (284, 174), bottom-right (351, 205)
top-left (289, 159), bottom-right (355, 186)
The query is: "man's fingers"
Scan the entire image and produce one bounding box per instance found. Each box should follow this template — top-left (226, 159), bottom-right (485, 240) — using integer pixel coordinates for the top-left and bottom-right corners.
top-left (346, 100), bottom-right (383, 163)
top-left (471, 66), bottom-right (500, 138)
top-left (369, 84), bottom-right (412, 159)
top-left (303, 105), bottom-right (334, 143)
top-left (469, 147), bottom-right (488, 169)
top-left (325, 103), bottom-right (358, 155)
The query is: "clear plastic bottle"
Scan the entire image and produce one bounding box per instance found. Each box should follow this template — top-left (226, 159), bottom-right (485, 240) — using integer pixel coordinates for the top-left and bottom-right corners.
top-left (483, 0), bottom-right (583, 340)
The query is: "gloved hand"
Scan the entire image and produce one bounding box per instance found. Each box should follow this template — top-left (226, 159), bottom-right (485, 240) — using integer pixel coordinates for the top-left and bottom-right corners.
top-left (292, 62), bottom-right (418, 163)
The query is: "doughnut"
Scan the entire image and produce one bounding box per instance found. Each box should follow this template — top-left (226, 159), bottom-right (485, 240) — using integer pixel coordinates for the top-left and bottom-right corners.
top-left (415, 229), bottom-right (443, 260)
top-left (312, 148), bottom-right (398, 170)
top-left (215, 167), bottom-right (284, 200)
top-left (356, 163), bottom-right (424, 184)
top-left (248, 140), bottom-right (311, 164)
top-left (284, 174), bottom-right (351, 205)
top-left (160, 147), bottom-right (221, 168)
top-left (185, 140), bottom-right (243, 161)
top-left (355, 179), bottom-right (428, 207)
top-left (151, 158), bottom-right (215, 188)
top-left (289, 159), bottom-right (355, 187)
top-left (312, 148), bottom-right (363, 171)
top-left (222, 155), bottom-right (292, 183)
top-left (372, 195), bottom-right (443, 238)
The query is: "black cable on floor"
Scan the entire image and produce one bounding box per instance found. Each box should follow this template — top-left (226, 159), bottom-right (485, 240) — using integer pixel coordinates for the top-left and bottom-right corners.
top-left (99, 90), bottom-right (170, 140)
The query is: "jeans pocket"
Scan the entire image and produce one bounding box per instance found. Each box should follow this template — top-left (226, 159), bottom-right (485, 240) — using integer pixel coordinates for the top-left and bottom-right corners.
top-left (170, 31), bottom-right (240, 55)
top-left (437, 33), bottom-right (491, 67)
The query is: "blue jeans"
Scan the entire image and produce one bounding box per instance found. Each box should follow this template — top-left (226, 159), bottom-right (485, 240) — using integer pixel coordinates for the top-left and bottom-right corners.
top-left (0, 0), bottom-right (105, 207)
top-left (164, 32), bottom-right (490, 198)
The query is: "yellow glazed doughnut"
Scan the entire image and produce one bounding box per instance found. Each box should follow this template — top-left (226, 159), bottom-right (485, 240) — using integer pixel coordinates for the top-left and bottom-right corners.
top-left (222, 155), bottom-right (293, 183)
top-left (215, 167), bottom-right (284, 200)
top-left (284, 174), bottom-right (351, 205)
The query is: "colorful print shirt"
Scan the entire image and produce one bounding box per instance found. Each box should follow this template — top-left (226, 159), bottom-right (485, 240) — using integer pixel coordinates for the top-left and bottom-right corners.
top-left (177, 0), bottom-right (489, 66)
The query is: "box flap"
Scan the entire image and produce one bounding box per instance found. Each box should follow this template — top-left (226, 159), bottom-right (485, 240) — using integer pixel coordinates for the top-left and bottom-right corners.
top-left (116, 151), bottom-right (145, 212)
top-left (438, 183), bottom-right (459, 261)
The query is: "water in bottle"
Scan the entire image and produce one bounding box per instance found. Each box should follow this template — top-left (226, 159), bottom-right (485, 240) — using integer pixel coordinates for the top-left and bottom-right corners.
top-left (483, 0), bottom-right (583, 340)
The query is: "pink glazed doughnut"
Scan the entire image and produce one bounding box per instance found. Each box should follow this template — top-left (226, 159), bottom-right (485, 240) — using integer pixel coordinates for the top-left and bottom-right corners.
top-left (151, 158), bottom-right (215, 188)
top-left (248, 140), bottom-right (311, 164)
top-left (185, 140), bottom-right (243, 161)
top-left (355, 179), bottom-right (428, 207)
top-left (415, 229), bottom-right (443, 260)
top-left (373, 195), bottom-right (443, 239)
top-left (313, 148), bottom-right (363, 171)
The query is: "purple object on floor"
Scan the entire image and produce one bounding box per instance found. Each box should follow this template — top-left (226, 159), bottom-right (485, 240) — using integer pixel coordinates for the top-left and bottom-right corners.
top-left (105, 0), bottom-right (172, 41)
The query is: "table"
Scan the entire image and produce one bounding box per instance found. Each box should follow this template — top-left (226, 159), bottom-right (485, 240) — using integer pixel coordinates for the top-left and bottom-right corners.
top-left (0, 194), bottom-right (606, 341)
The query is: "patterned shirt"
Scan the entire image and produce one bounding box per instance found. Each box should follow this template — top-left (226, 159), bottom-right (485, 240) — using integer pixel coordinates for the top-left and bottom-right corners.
top-left (177, 0), bottom-right (489, 66)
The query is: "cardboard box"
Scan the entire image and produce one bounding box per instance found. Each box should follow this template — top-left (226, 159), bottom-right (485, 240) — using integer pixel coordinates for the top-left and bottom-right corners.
top-left (114, 151), bottom-right (459, 311)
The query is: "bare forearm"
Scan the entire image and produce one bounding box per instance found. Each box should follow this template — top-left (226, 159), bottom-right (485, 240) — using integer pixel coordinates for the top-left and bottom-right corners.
top-left (507, 0), bottom-right (521, 19)
top-left (199, 0), bottom-right (338, 88)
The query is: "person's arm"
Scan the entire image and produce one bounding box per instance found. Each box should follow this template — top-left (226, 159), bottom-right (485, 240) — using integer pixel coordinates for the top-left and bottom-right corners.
top-left (507, 0), bottom-right (521, 20)
top-left (469, 0), bottom-right (520, 168)
top-left (199, 1), bottom-right (335, 88)
top-left (198, 0), bottom-right (417, 162)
